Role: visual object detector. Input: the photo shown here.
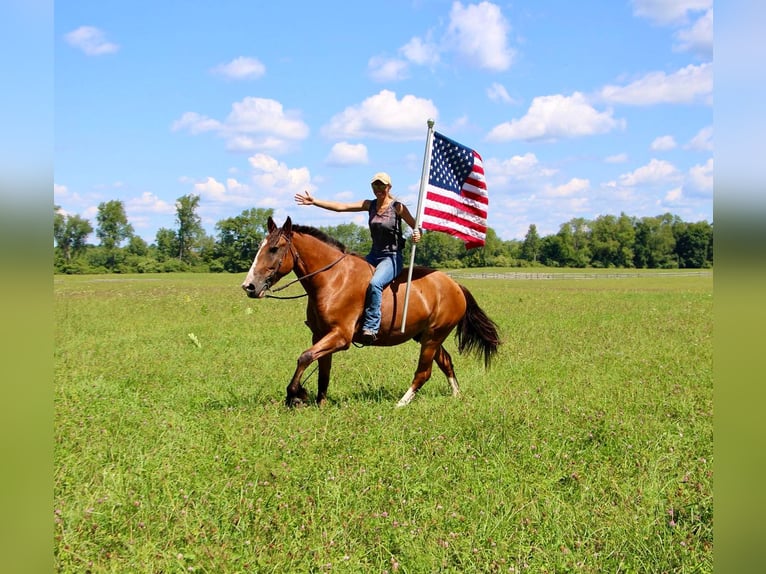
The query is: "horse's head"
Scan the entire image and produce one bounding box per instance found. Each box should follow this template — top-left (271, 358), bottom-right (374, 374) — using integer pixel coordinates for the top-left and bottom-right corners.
top-left (241, 216), bottom-right (296, 298)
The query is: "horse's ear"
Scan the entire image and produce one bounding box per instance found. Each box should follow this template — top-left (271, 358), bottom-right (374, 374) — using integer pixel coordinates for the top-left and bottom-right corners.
top-left (283, 216), bottom-right (293, 236)
top-left (267, 216), bottom-right (277, 233)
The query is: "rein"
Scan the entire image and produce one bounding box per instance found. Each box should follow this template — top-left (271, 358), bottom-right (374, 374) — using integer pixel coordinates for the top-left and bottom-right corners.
top-left (265, 249), bottom-right (349, 299)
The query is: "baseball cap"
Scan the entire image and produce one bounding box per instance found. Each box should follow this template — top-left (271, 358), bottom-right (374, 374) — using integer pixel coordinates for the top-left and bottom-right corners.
top-left (370, 172), bottom-right (392, 186)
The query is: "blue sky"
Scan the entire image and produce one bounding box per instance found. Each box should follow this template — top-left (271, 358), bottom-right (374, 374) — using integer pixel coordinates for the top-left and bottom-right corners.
top-left (54, 0), bottom-right (713, 243)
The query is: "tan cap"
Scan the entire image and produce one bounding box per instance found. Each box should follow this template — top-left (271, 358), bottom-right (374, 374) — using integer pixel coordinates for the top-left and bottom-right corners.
top-left (370, 172), bottom-right (392, 186)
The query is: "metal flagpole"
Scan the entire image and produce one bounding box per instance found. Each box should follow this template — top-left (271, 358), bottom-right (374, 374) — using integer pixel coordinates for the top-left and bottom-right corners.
top-left (401, 118), bottom-right (435, 333)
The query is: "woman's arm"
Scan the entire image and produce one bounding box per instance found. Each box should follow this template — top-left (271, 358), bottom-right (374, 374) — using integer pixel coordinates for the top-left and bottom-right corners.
top-left (396, 203), bottom-right (422, 243)
top-left (294, 190), bottom-right (368, 212)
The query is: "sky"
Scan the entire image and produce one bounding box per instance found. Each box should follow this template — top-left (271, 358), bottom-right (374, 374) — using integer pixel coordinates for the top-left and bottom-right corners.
top-left (53, 0), bottom-right (714, 244)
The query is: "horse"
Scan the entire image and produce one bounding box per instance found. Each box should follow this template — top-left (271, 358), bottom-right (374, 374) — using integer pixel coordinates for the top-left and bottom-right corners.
top-left (241, 216), bottom-right (500, 407)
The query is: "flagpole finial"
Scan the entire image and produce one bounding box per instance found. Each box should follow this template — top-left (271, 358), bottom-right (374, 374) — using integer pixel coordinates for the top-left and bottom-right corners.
top-left (427, 118), bottom-right (435, 128)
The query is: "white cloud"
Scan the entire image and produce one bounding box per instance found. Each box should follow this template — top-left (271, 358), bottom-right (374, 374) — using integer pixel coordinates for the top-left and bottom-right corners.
top-left (401, 36), bottom-right (440, 66)
top-left (605, 153), bottom-right (629, 164)
top-left (650, 135), bottom-right (677, 151)
top-left (172, 97), bottom-right (309, 153)
top-left (188, 176), bottom-right (256, 208)
top-left (486, 92), bottom-right (624, 142)
top-left (446, 1), bottom-right (514, 71)
top-left (688, 158), bottom-right (713, 193)
top-left (125, 192), bottom-right (176, 215)
top-left (368, 35), bottom-right (440, 83)
top-left (484, 153), bottom-right (557, 189)
top-left (487, 82), bottom-right (514, 104)
top-left (599, 62), bottom-right (712, 105)
top-left (64, 26), bottom-right (119, 55)
top-left (171, 112), bottom-right (221, 134)
top-left (326, 142), bottom-right (369, 166)
top-left (546, 178), bottom-right (590, 198)
top-left (322, 90), bottom-right (438, 141)
top-left (225, 135), bottom-right (291, 153)
top-left (617, 158), bottom-right (681, 187)
top-left (248, 154), bottom-right (312, 201)
top-left (193, 177), bottom-right (227, 201)
top-left (211, 56), bottom-right (266, 79)
top-left (665, 187), bottom-right (684, 202)
top-left (631, 0), bottom-right (712, 25)
top-left (226, 97), bottom-right (308, 139)
top-left (368, 56), bottom-right (409, 82)
top-left (675, 8), bottom-right (713, 56)
top-left (687, 125), bottom-right (713, 151)
top-left (368, 3), bottom-right (513, 81)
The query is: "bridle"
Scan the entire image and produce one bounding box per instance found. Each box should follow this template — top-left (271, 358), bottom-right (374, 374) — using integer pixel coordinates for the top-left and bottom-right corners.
top-left (262, 231), bottom-right (349, 299)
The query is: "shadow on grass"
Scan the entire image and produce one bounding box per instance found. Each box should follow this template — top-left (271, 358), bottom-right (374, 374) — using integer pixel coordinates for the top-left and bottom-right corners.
top-left (344, 385), bottom-right (399, 404)
top-left (197, 383), bottom-right (403, 411)
top-left (198, 390), bottom-right (277, 411)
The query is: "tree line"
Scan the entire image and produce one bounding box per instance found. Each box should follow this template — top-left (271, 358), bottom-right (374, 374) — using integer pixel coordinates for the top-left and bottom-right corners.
top-left (54, 194), bottom-right (713, 274)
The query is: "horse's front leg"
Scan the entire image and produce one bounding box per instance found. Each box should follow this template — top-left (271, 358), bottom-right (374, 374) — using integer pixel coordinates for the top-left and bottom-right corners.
top-left (316, 354), bottom-right (332, 407)
top-left (286, 331), bottom-right (349, 407)
top-left (285, 349), bottom-right (313, 407)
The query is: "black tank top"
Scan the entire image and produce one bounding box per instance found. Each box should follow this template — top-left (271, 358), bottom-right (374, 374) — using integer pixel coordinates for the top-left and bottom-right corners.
top-left (368, 199), bottom-right (404, 254)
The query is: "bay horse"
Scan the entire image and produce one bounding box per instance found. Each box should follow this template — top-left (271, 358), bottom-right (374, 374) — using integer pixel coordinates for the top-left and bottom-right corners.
top-left (241, 216), bottom-right (500, 407)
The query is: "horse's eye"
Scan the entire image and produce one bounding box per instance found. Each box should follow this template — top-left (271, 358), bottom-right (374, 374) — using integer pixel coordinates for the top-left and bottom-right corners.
top-left (269, 246), bottom-right (279, 254)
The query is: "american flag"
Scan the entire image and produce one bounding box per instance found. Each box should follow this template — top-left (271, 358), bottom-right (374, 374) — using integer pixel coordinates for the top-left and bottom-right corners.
top-left (421, 131), bottom-right (488, 249)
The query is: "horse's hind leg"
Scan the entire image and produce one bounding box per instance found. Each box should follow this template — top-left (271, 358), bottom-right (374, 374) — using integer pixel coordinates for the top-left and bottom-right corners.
top-left (434, 345), bottom-right (460, 397)
top-left (397, 341), bottom-right (439, 407)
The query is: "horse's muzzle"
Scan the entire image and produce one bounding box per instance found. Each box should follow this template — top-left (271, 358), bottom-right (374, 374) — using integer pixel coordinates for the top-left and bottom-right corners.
top-left (242, 283), bottom-right (265, 299)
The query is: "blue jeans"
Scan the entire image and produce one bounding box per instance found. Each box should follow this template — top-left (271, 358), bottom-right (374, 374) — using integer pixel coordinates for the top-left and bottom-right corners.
top-left (362, 251), bottom-right (403, 333)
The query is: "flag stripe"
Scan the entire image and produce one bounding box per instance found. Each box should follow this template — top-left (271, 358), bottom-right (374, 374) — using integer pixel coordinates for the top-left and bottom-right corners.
top-left (424, 190), bottom-right (487, 219)
top-left (423, 208), bottom-right (487, 233)
top-left (421, 132), bottom-right (488, 248)
top-left (419, 221), bottom-right (486, 249)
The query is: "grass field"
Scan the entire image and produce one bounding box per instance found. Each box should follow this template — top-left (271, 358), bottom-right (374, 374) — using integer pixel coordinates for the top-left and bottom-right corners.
top-left (54, 271), bottom-right (713, 573)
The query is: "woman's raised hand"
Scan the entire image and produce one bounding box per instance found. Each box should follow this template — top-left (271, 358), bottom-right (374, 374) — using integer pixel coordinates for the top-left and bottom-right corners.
top-left (294, 190), bottom-right (314, 206)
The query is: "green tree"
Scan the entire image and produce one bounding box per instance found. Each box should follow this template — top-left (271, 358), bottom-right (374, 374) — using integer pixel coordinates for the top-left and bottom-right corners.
top-left (96, 200), bottom-right (134, 270)
top-left (154, 227), bottom-right (178, 262)
top-left (520, 224), bottom-right (541, 263)
top-left (461, 227), bottom-right (506, 267)
top-left (633, 214), bottom-right (678, 268)
top-left (175, 194), bottom-right (203, 262)
top-left (215, 207), bottom-right (274, 272)
top-left (539, 234), bottom-right (565, 267)
top-left (589, 214), bottom-right (635, 268)
top-left (96, 200), bottom-right (133, 250)
top-left (675, 221), bottom-right (713, 268)
top-left (126, 235), bottom-right (149, 257)
top-left (614, 212), bottom-right (636, 268)
top-left (550, 223), bottom-right (576, 266)
top-left (54, 206), bottom-right (93, 265)
top-left (319, 222), bottom-right (371, 255)
top-left (414, 230), bottom-right (464, 268)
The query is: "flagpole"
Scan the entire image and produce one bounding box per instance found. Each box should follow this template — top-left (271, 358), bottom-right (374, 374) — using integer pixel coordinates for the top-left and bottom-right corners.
top-left (401, 118), bottom-right (435, 333)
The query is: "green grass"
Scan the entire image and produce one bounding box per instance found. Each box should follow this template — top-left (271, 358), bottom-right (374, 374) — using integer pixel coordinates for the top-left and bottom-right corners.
top-left (54, 272), bottom-right (712, 572)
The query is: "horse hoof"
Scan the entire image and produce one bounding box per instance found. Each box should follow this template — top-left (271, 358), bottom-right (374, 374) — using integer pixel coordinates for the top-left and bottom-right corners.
top-left (286, 397), bottom-right (307, 408)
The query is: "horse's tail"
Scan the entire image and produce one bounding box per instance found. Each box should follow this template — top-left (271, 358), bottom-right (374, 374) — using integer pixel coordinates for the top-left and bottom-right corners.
top-left (456, 285), bottom-right (500, 368)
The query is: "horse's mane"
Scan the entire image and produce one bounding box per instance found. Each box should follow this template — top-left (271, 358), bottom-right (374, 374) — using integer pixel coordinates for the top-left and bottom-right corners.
top-left (292, 224), bottom-right (348, 253)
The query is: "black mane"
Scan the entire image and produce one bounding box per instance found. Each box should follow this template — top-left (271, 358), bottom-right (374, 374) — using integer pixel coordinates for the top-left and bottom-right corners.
top-left (292, 224), bottom-right (348, 253)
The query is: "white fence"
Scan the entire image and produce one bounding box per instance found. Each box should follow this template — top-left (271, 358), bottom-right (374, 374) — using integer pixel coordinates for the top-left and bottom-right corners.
top-left (447, 270), bottom-right (712, 281)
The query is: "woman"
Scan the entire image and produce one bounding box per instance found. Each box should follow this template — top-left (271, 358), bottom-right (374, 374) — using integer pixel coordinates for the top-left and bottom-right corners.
top-left (294, 172), bottom-right (421, 343)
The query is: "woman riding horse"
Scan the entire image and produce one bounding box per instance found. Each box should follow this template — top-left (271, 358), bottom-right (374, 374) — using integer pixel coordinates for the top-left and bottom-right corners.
top-left (294, 172), bottom-right (421, 344)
